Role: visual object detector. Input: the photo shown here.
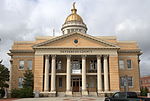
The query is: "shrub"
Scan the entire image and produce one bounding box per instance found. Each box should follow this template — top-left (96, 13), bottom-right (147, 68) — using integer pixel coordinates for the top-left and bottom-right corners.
top-left (140, 87), bottom-right (149, 96)
top-left (0, 89), bottom-right (5, 98)
top-left (11, 88), bottom-right (20, 98)
top-left (11, 88), bottom-right (33, 98)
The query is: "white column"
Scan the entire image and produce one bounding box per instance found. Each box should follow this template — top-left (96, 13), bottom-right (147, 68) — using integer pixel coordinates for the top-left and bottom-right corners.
top-left (66, 55), bottom-right (71, 91)
top-left (51, 55), bottom-right (56, 92)
top-left (104, 55), bottom-right (109, 91)
top-left (66, 55), bottom-right (72, 96)
top-left (97, 55), bottom-right (102, 92)
top-left (82, 55), bottom-right (88, 95)
top-left (44, 55), bottom-right (49, 92)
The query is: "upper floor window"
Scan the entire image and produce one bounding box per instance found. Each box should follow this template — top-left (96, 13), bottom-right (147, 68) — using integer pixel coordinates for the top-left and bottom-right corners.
top-left (127, 59), bottom-right (132, 69)
top-left (119, 60), bottom-right (124, 69)
top-left (90, 60), bottom-right (97, 70)
top-left (19, 60), bottom-right (24, 70)
top-left (18, 77), bottom-right (23, 88)
top-left (56, 60), bottom-right (62, 70)
top-left (27, 60), bottom-right (32, 70)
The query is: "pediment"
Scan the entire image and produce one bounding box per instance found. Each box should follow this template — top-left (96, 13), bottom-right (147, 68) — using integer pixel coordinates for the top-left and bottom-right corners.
top-left (33, 32), bottom-right (119, 49)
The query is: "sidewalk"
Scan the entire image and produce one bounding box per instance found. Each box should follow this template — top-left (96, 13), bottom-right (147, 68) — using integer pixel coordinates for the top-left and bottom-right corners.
top-left (13, 97), bottom-right (105, 101)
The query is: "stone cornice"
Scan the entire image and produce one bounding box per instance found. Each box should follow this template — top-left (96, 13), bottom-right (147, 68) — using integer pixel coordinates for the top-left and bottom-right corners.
top-left (10, 50), bottom-right (34, 53)
top-left (118, 49), bottom-right (142, 54)
top-left (33, 32), bottom-right (120, 48)
top-left (33, 46), bottom-right (119, 49)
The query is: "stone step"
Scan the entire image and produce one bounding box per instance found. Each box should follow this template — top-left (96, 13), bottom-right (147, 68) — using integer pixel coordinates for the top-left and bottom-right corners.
top-left (73, 92), bottom-right (82, 97)
top-left (88, 92), bottom-right (97, 97)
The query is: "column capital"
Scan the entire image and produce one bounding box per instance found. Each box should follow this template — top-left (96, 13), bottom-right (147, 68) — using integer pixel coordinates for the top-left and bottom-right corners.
top-left (45, 55), bottom-right (49, 59)
top-left (51, 55), bottom-right (56, 59)
top-left (103, 55), bottom-right (109, 58)
top-left (81, 55), bottom-right (87, 59)
top-left (66, 55), bottom-right (71, 59)
top-left (97, 55), bottom-right (102, 59)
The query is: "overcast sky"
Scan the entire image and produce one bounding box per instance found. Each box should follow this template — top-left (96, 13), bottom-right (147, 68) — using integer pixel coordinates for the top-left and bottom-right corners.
top-left (0, 0), bottom-right (150, 77)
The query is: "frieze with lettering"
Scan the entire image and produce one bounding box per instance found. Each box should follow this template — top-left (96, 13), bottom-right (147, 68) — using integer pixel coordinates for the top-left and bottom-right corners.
top-left (60, 50), bottom-right (92, 53)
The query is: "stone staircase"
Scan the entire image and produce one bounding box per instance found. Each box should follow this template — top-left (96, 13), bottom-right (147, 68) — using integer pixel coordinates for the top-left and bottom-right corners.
top-left (88, 92), bottom-right (97, 97)
top-left (73, 92), bottom-right (82, 97)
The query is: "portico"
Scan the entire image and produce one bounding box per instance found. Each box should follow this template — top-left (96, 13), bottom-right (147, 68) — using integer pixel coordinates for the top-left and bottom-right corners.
top-left (40, 53), bottom-right (111, 96)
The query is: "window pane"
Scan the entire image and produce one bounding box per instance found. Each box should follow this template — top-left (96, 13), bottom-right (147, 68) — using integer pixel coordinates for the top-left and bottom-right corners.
top-left (57, 60), bottom-right (62, 70)
top-left (19, 61), bottom-right (24, 69)
top-left (120, 77), bottom-right (125, 86)
top-left (119, 60), bottom-right (124, 69)
top-left (127, 60), bottom-right (132, 69)
top-left (128, 77), bottom-right (133, 86)
top-left (90, 60), bottom-right (97, 70)
top-left (94, 60), bottom-right (97, 70)
top-left (59, 77), bottom-right (62, 88)
top-left (89, 78), bottom-right (94, 88)
top-left (18, 77), bottom-right (23, 88)
top-left (27, 60), bottom-right (32, 70)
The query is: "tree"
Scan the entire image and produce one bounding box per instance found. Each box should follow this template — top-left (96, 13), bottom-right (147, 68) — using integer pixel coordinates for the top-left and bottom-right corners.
top-left (11, 70), bottom-right (34, 98)
top-left (23, 70), bottom-right (33, 89)
top-left (141, 87), bottom-right (149, 96)
top-left (0, 60), bottom-right (9, 89)
top-left (0, 60), bottom-right (9, 98)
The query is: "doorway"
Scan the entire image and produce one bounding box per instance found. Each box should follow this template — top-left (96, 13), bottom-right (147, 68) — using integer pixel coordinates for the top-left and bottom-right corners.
top-left (72, 77), bottom-right (81, 92)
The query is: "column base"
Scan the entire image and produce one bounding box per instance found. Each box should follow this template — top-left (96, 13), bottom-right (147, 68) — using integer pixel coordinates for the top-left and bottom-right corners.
top-left (82, 90), bottom-right (88, 96)
top-left (97, 91), bottom-right (105, 97)
top-left (97, 91), bottom-right (114, 97)
top-left (40, 91), bottom-right (56, 97)
top-left (50, 91), bottom-right (56, 97)
top-left (65, 91), bottom-right (72, 96)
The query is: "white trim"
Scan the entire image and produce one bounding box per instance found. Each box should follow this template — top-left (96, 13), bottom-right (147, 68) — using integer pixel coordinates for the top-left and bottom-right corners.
top-left (13, 56), bottom-right (34, 58)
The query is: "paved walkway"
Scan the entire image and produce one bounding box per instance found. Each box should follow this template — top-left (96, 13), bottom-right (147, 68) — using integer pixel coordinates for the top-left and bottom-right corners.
top-left (13, 97), bottom-right (105, 101)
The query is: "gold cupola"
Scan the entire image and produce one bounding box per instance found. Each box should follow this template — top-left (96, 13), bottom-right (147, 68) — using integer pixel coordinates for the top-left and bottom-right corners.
top-left (61, 2), bottom-right (87, 34)
top-left (65, 3), bottom-right (83, 23)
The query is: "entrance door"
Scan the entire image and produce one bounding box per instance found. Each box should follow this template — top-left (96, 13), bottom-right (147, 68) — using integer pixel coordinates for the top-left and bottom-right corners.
top-left (73, 80), bottom-right (79, 92)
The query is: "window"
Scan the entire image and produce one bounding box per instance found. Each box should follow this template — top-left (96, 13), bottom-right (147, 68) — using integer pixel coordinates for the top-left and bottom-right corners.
top-left (56, 60), bottom-right (62, 70)
top-left (94, 60), bottom-right (97, 69)
top-left (119, 60), bottom-right (124, 69)
top-left (127, 59), bottom-right (132, 69)
top-left (59, 77), bottom-right (62, 88)
top-left (89, 78), bottom-right (94, 88)
top-left (19, 61), bottom-right (24, 70)
top-left (120, 77), bottom-right (125, 86)
top-left (74, 39), bottom-right (78, 44)
top-left (120, 76), bottom-right (133, 87)
top-left (27, 60), bottom-right (32, 70)
top-left (90, 60), bottom-right (97, 70)
top-left (18, 77), bottom-right (23, 88)
top-left (128, 76), bottom-right (133, 87)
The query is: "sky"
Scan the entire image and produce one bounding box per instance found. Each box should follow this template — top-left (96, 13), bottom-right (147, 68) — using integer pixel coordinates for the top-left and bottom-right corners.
top-left (0, 0), bottom-right (150, 77)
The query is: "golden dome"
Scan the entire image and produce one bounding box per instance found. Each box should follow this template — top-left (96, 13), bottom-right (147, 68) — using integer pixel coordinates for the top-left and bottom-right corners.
top-left (65, 2), bottom-right (83, 23)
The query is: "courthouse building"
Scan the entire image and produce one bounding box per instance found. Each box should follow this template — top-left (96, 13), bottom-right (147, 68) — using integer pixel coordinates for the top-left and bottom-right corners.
top-left (8, 4), bottom-right (142, 96)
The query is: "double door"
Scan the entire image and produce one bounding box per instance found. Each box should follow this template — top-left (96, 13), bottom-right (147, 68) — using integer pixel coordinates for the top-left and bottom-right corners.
top-left (72, 77), bottom-right (81, 92)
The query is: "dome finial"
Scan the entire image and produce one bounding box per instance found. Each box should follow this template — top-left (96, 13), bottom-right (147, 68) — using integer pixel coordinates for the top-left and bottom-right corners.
top-left (73, 2), bottom-right (76, 9)
top-left (71, 2), bottom-right (77, 14)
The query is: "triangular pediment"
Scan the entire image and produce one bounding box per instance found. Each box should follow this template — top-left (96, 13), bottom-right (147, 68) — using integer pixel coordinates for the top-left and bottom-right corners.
top-left (33, 32), bottom-right (119, 49)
